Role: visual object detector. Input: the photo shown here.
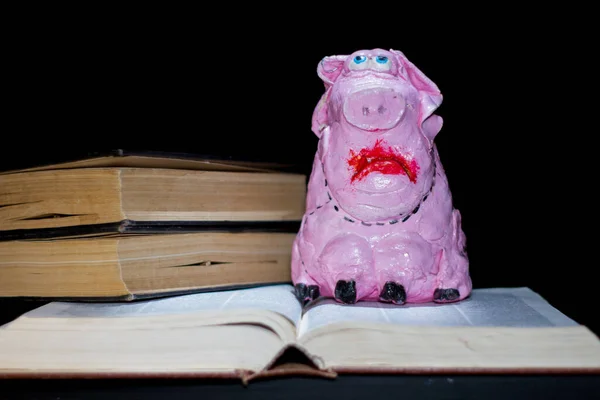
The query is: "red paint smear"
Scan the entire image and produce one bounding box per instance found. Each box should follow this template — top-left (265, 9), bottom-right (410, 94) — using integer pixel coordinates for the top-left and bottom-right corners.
top-left (348, 139), bottom-right (419, 183)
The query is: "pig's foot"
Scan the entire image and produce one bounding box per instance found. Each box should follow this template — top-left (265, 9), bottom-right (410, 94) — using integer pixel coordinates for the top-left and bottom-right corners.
top-left (334, 280), bottom-right (357, 304)
top-left (379, 281), bottom-right (406, 305)
top-left (433, 288), bottom-right (460, 303)
top-left (294, 283), bottom-right (320, 305)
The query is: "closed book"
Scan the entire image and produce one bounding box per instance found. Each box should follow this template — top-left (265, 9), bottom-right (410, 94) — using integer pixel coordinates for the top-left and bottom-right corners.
top-left (0, 149), bottom-right (306, 240)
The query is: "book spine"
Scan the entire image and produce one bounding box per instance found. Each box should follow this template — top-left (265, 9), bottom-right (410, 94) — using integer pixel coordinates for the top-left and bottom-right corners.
top-left (243, 343), bottom-right (337, 385)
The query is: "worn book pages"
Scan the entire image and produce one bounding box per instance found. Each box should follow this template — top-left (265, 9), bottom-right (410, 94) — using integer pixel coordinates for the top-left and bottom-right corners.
top-left (296, 288), bottom-right (600, 373)
top-left (297, 287), bottom-right (580, 337)
top-left (24, 284), bottom-right (303, 328)
top-left (0, 166), bottom-right (306, 237)
top-left (0, 285), bottom-right (303, 378)
top-left (0, 232), bottom-right (297, 300)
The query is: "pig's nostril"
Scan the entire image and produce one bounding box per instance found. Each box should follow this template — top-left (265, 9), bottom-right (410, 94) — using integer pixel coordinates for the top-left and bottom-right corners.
top-left (362, 106), bottom-right (370, 116)
top-left (378, 105), bottom-right (387, 114)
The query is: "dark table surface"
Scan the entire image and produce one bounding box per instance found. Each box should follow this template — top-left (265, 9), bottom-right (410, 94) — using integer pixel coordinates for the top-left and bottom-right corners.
top-left (1, 374), bottom-right (600, 400)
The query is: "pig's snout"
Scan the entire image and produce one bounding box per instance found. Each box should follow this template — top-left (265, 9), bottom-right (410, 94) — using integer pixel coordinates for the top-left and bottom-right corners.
top-left (343, 88), bottom-right (405, 131)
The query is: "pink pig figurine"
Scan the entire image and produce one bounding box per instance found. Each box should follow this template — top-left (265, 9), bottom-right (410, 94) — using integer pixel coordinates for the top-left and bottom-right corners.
top-left (292, 48), bottom-right (472, 305)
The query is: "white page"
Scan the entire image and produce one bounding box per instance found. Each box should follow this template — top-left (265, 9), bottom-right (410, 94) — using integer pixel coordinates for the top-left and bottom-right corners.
top-left (19, 284), bottom-right (303, 327)
top-left (297, 287), bottom-right (579, 338)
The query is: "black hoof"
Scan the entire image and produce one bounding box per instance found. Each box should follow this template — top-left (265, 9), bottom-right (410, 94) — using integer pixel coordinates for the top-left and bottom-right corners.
top-left (307, 285), bottom-right (320, 300)
top-left (294, 283), bottom-right (320, 304)
top-left (379, 281), bottom-right (406, 304)
top-left (433, 288), bottom-right (460, 303)
top-left (334, 280), bottom-right (357, 304)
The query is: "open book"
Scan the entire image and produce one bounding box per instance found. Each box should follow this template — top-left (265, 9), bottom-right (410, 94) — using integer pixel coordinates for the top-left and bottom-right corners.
top-left (1, 285), bottom-right (599, 383)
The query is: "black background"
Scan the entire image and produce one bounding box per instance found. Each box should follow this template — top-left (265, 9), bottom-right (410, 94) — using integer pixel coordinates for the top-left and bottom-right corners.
top-left (2, 11), bottom-right (597, 337)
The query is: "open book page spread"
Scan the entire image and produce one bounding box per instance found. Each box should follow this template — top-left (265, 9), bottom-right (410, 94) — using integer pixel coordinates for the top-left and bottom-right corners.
top-left (2, 285), bottom-right (599, 376)
top-left (0, 285), bottom-right (306, 376)
top-left (297, 287), bottom-right (580, 338)
top-left (18, 284), bottom-right (303, 328)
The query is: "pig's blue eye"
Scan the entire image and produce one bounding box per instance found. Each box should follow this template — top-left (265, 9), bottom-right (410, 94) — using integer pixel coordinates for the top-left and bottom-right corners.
top-left (353, 55), bottom-right (367, 64)
top-left (375, 55), bottom-right (389, 64)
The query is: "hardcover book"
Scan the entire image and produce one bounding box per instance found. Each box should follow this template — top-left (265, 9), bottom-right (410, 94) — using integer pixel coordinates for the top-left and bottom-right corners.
top-left (0, 149), bottom-right (306, 240)
top-left (0, 284), bottom-right (598, 383)
top-left (0, 232), bottom-right (296, 300)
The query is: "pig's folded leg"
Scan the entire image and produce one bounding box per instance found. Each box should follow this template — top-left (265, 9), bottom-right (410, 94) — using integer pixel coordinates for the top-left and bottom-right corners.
top-left (372, 233), bottom-right (431, 304)
top-left (318, 233), bottom-right (374, 305)
top-left (291, 240), bottom-right (322, 305)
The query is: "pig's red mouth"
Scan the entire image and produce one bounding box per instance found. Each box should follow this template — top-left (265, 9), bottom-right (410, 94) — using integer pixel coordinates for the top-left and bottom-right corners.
top-left (348, 139), bottom-right (419, 183)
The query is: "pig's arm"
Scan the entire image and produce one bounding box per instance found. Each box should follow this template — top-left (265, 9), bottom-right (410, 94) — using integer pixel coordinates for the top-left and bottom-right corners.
top-left (418, 148), bottom-right (471, 302)
top-left (434, 209), bottom-right (472, 302)
top-left (304, 147), bottom-right (333, 212)
top-left (311, 92), bottom-right (329, 136)
top-left (291, 222), bottom-right (321, 304)
top-left (306, 94), bottom-right (333, 212)
top-left (291, 92), bottom-right (333, 305)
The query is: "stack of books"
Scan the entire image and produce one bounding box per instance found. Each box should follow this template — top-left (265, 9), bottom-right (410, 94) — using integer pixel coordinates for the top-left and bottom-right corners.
top-left (0, 150), bottom-right (307, 300)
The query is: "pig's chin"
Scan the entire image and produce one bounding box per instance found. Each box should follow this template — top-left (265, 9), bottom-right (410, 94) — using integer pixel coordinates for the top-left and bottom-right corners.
top-left (334, 174), bottom-right (423, 222)
top-left (351, 171), bottom-right (411, 193)
top-left (337, 190), bottom-right (421, 222)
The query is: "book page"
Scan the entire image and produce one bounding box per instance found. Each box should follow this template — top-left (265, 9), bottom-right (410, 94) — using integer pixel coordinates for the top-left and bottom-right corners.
top-left (297, 287), bottom-right (579, 338)
top-left (18, 284), bottom-right (303, 327)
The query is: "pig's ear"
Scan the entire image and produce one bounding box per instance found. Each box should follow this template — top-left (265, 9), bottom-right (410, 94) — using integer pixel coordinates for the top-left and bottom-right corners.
top-left (317, 55), bottom-right (347, 87)
top-left (390, 49), bottom-right (443, 124)
top-left (312, 55), bottom-right (346, 138)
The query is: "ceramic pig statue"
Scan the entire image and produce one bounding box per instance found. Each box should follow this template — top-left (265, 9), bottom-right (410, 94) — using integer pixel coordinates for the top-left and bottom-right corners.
top-left (292, 48), bottom-right (471, 305)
